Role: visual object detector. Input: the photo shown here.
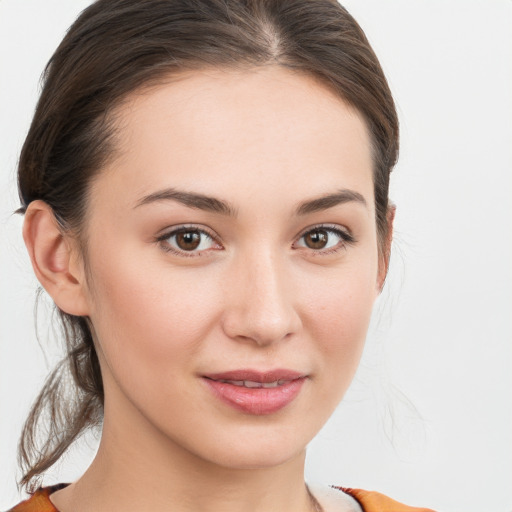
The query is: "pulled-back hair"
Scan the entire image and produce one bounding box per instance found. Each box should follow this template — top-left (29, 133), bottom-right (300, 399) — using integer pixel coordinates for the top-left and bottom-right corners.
top-left (17, 0), bottom-right (399, 490)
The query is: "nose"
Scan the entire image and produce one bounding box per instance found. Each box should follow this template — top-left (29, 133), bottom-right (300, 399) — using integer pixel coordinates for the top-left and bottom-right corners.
top-left (221, 251), bottom-right (302, 347)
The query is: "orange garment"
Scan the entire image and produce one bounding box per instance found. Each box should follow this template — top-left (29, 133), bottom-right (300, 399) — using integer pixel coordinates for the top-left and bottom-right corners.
top-left (8, 484), bottom-right (436, 511)
top-left (8, 486), bottom-right (61, 512)
top-left (339, 487), bottom-right (436, 512)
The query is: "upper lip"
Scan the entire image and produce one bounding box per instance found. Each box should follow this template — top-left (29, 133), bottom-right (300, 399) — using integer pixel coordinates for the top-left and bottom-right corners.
top-left (203, 369), bottom-right (306, 383)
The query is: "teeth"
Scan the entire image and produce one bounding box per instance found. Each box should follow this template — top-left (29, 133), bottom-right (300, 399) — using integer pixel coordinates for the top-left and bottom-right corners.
top-left (218, 379), bottom-right (285, 388)
top-left (218, 380), bottom-right (244, 386)
top-left (243, 380), bottom-right (263, 388)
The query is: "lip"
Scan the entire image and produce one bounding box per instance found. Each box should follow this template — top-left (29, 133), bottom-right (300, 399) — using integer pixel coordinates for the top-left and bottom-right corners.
top-left (202, 369), bottom-right (307, 415)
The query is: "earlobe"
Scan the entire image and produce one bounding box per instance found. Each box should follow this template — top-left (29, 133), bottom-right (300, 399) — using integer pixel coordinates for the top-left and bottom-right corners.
top-left (22, 200), bottom-right (90, 316)
top-left (377, 204), bottom-right (396, 292)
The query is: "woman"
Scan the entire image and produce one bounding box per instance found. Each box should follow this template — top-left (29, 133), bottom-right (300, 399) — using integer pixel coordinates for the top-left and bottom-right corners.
top-left (5, 0), bottom-right (435, 510)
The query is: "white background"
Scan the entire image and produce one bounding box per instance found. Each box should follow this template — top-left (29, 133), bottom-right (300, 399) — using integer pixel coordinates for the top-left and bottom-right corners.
top-left (1, 1), bottom-right (511, 511)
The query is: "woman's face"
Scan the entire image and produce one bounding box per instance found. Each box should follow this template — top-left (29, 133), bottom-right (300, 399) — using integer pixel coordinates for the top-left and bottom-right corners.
top-left (80, 66), bottom-right (383, 469)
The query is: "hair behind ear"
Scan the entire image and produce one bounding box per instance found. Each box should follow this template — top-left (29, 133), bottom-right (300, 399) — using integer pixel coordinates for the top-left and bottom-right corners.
top-left (378, 204), bottom-right (396, 291)
top-left (19, 313), bottom-right (104, 491)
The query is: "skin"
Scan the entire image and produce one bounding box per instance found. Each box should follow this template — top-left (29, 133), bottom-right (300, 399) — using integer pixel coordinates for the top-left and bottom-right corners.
top-left (24, 65), bottom-right (392, 512)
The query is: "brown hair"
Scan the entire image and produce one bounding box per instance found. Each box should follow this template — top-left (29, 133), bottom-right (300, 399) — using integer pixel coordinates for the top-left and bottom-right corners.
top-left (17, 0), bottom-right (399, 490)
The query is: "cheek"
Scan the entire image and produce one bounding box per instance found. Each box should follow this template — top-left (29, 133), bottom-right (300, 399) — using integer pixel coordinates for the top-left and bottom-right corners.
top-left (324, 282), bottom-right (375, 345)
top-left (86, 248), bottom-right (224, 374)
top-left (304, 255), bottom-right (377, 338)
top-left (300, 260), bottom-right (378, 390)
top-left (312, 287), bottom-right (375, 363)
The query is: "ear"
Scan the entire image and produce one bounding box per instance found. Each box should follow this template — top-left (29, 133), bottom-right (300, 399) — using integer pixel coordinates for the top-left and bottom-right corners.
top-left (22, 200), bottom-right (90, 316)
top-left (377, 204), bottom-right (396, 292)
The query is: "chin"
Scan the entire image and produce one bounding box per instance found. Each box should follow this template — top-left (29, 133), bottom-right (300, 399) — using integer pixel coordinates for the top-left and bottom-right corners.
top-left (210, 447), bottom-right (305, 471)
top-left (188, 425), bottom-right (311, 470)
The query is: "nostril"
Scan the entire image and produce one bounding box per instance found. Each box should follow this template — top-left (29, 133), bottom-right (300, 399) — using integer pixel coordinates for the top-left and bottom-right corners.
top-left (221, 309), bottom-right (300, 347)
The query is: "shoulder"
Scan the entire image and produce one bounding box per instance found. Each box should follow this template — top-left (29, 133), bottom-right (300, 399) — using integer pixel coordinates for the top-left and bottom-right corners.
top-left (336, 487), bottom-right (437, 512)
top-left (6, 485), bottom-right (67, 512)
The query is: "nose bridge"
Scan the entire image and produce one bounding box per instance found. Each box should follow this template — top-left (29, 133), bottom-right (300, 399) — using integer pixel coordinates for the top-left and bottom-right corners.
top-left (222, 247), bottom-right (300, 346)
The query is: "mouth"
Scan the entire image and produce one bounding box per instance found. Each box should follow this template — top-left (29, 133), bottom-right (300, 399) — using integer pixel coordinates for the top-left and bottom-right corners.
top-left (202, 369), bottom-right (307, 415)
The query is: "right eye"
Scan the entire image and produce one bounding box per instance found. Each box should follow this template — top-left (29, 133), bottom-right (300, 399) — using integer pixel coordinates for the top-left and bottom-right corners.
top-left (157, 227), bottom-right (221, 256)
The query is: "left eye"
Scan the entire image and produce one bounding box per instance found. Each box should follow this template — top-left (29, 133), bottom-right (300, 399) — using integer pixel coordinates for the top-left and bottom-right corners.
top-left (162, 228), bottom-right (217, 253)
top-left (295, 227), bottom-right (350, 251)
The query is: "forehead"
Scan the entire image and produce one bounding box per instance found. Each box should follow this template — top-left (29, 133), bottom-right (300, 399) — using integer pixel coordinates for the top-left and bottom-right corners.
top-left (95, 65), bottom-right (374, 213)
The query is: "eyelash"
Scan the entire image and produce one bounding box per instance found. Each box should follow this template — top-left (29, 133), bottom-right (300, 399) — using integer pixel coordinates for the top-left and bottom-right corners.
top-left (155, 224), bottom-right (355, 257)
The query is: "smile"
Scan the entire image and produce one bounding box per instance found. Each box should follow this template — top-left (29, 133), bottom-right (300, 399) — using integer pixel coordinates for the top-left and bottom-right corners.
top-left (202, 369), bottom-right (307, 415)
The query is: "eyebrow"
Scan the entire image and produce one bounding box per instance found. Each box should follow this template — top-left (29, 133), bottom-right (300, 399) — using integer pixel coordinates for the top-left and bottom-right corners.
top-left (135, 187), bottom-right (366, 217)
top-left (134, 188), bottom-right (237, 216)
top-left (295, 189), bottom-right (367, 215)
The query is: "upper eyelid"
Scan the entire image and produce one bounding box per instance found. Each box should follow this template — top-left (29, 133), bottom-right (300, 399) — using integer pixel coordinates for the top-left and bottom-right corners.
top-left (296, 223), bottom-right (353, 239)
top-left (158, 224), bottom-right (219, 240)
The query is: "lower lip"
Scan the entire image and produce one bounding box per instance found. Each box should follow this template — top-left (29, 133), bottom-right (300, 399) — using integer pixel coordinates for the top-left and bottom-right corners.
top-left (203, 377), bottom-right (306, 415)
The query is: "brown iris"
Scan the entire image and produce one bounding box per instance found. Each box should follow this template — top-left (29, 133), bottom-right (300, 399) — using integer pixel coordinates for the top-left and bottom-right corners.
top-left (175, 230), bottom-right (201, 251)
top-left (303, 229), bottom-right (329, 249)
